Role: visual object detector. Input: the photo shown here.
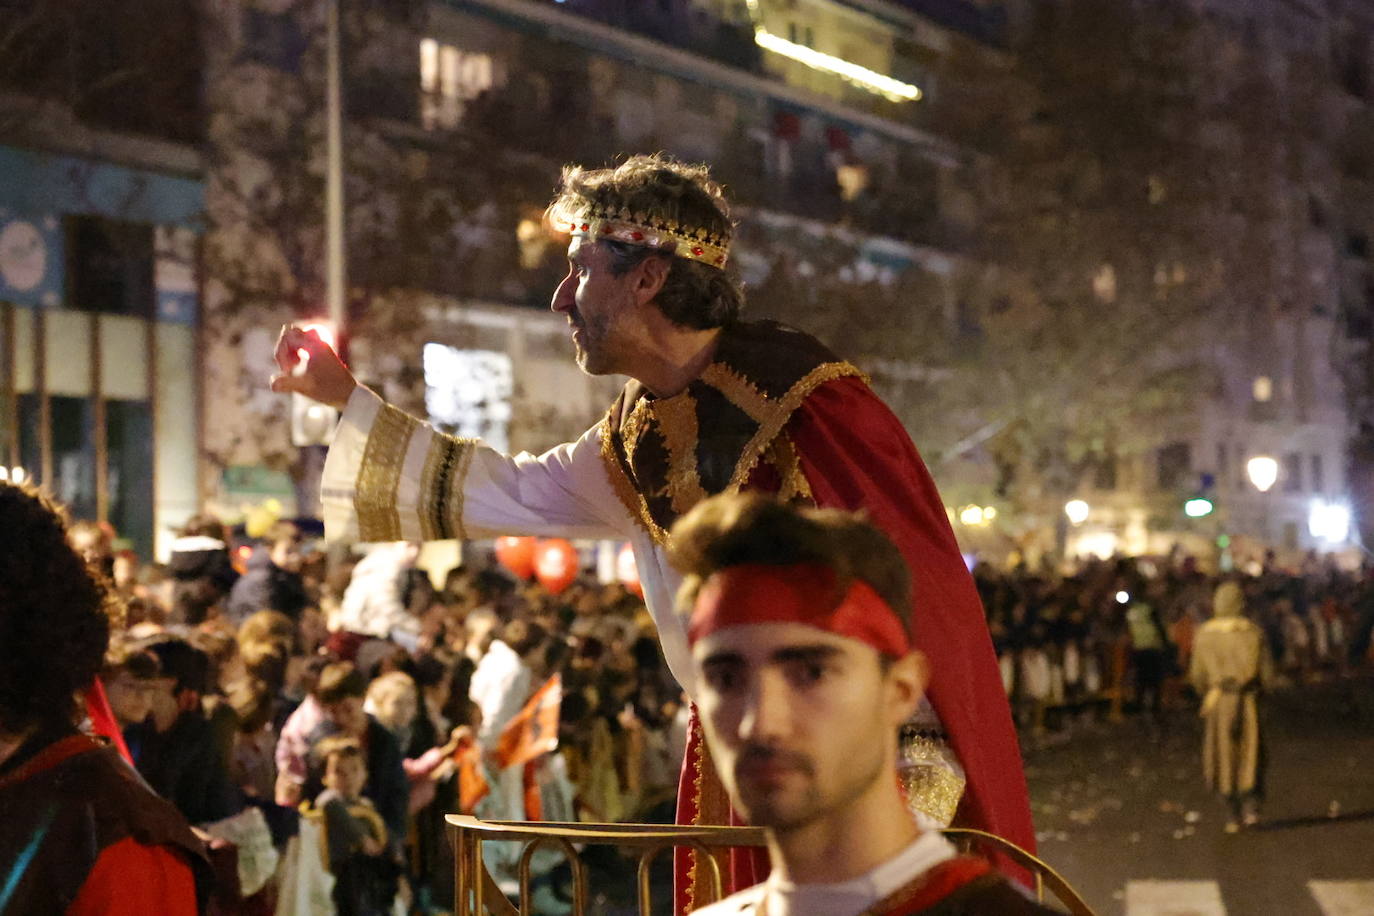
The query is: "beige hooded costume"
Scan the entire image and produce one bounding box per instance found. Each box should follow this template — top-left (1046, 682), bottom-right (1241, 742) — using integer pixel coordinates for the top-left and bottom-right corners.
top-left (1189, 581), bottom-right (1273, 798)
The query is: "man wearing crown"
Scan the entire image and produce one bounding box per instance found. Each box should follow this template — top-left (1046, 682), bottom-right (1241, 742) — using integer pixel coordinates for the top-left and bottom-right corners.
top-left (273, 155), bottom-right (1033, 913)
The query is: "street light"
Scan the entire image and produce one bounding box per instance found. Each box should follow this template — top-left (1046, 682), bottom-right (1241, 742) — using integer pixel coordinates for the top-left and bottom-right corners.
top-left (1308, 500), bottom-right (1351, 543)
top-left (1246, 456), bottom-right (1278, 493)
top-left (1064, 499), bottom-right (1090, 525)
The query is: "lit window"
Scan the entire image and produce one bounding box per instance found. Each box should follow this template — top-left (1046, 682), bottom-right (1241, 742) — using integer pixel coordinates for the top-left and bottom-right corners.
top-left (1252, 375), bottom-right (1273, 402)
top-left (419, 38), bottom-right (495, 131)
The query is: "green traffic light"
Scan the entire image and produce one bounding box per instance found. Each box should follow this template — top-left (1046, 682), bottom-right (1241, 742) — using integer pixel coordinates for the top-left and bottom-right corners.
top-left (1184, 497), bottom-right (1214, 518)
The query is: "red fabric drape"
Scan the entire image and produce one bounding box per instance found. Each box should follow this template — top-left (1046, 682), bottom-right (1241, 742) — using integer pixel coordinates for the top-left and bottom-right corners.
top-left (787, 377), bottom-right (1034, 853)
top-left (86, 677), bottom-right (133, 765)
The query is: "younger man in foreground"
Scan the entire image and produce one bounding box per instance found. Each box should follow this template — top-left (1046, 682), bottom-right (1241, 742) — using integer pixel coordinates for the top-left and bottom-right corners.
top-left (673, 494), bottom-right (1058, 915)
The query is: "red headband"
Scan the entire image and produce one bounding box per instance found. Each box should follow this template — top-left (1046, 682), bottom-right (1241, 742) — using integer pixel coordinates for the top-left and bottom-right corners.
top-left (687, 563), bottom-right (911, 658)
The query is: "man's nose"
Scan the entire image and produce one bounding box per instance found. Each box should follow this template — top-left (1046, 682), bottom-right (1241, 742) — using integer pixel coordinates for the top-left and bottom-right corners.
top-left (738, 670), bottom-right (790, 742)
top-left (551, 274), bottom-right (574, 314)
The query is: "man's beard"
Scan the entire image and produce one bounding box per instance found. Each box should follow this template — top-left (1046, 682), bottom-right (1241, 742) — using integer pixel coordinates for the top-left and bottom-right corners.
top-left (731, 742), bottom-right (887, 834)
top-left (571, 308), bottom-right (615, 375)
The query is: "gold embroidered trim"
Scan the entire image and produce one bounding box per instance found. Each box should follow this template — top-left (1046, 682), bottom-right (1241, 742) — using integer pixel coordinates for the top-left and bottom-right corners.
top-left (354, 404), bottom-right (420, 542)
top-left (700, 363), bottom-right (771, 422)
top-left (598, 415), bottom-right (669, 544)
top-left (767, 433), bottom-right (814, 504)
top-left (653, 394), bottom-right (709, 515)
top-left (450, 437), bottom-right (476, 540)
top-left (620, 398), bottom-right (653, 468)
top-left (686, 709), bottom-right (734, 911)
top-left (686, 710), bottom-right (707, 913)
top-left (418, 437), bottom-right (449, 541)
top-left (726, 361), bottom-right (865, 494)
top-left (419, 434), bottom-right (477, 540)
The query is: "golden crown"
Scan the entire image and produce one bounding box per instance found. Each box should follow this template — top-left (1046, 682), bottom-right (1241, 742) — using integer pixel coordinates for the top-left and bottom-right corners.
top-left (549, 198), bottom-right (731, 269)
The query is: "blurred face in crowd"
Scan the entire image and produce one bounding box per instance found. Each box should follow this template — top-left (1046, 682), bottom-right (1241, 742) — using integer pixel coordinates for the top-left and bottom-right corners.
top-left (106, 670), bottom-right (158, 727)
top-left (693, 621), bottom-right (925, 834)
top-left (324, 753), bottom-right (368, 800)
top-left (113, 554), bottom-right (137, 589)
top-left (270, 536), bottom-right (303, 574)
top-left (372, 686), bottom-right (418, 734)
top-left (324, 695), bottom-right (368, 738)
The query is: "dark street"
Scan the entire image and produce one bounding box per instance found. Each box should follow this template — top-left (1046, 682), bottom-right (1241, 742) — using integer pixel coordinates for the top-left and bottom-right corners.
top-left (1025, 677), bottom-right (1374, 914)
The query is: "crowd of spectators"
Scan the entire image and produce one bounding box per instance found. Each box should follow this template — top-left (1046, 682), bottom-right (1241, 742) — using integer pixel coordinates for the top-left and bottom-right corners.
top-left (76, 508), bottom-right (1374, 912)
top-left (88, 515), bottom-right (684, 914)
top-left (976, 553), bottom-right (1374, 733)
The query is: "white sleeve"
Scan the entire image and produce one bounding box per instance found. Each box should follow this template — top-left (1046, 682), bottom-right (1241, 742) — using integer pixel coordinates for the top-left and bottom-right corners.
top-left (322, 386), bottom-right (633, 543)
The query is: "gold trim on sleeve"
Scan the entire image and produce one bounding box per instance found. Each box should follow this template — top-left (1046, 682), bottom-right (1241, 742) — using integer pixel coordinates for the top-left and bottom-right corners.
top-left (418, 434), bottom-right (477, 541)
top-left (354, 404), bottom-right (421, 542)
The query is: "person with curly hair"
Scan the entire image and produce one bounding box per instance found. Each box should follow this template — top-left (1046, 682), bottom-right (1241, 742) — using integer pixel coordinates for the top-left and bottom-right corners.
top-left (276, 153), bottom-right (1031, 913)
top-left (0, 481), bottom-right (211, 915)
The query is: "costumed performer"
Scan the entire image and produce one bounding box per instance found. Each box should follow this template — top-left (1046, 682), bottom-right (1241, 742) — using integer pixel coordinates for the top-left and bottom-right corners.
top-left (271, 154), bottom-right (1032, 913)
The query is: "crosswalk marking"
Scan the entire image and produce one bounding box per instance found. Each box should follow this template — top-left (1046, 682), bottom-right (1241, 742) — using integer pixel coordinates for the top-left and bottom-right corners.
top-left (1123, 880), bottom-right (1374, 915)
top-left (1125, 880), bottom-right (1227, 916)
top-left (1307, 881), bottom-right (1374, 916)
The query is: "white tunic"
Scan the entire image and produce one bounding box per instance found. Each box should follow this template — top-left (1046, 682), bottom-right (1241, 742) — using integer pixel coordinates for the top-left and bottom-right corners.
top-left (321, 386), bottom-right (700, 693)
top-left (690, 831), bottom-right (958, 916)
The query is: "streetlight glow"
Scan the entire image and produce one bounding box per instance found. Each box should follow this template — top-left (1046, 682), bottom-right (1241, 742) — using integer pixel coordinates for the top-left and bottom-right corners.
top-left (1246, 456), bottom-right (1278, 493)
top-left (1064, 499), bottom-right (1090, 525)
top-left (1308, 500), bottom-right (1351, 543)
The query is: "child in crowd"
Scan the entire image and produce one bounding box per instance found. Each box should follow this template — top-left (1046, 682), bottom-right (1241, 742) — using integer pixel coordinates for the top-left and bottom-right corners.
top-left (314, 737), bottom-right (400, 916)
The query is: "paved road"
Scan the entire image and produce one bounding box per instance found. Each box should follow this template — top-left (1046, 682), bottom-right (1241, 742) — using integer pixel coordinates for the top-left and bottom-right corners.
top-left (1024, 675), bottom-right (1374, 915)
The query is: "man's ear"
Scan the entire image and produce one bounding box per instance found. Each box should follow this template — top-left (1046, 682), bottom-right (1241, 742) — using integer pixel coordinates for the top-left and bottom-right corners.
top-left (633, 253), bottom-right (671, 306)
top-left (885, 650), bottom-right (929, 726)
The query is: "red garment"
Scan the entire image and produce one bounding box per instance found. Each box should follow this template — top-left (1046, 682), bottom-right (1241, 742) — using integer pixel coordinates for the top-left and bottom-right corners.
top-left (788, 377), bottom-right (1034, 854)
top-left (66, 836), bottom-right (199, 916)
top-left (85, 677), bottom-right (133, 764)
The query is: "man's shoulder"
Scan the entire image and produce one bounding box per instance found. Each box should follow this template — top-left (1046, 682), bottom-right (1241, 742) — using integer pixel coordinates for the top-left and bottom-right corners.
top-left (689, 881), bottom-right (766, 915)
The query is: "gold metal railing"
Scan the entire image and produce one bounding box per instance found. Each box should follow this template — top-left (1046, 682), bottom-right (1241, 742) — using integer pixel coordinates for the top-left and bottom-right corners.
top-left (446, 815), bottom-right (1098, 916)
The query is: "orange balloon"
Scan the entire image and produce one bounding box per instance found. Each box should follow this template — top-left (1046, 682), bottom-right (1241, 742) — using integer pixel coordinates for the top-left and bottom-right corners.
top-left (616, 543), bottom-right (643, 597)
top-left (534, 538), bottom-right (579, 595)
top-left (495, 536), bottom-right (537, 580)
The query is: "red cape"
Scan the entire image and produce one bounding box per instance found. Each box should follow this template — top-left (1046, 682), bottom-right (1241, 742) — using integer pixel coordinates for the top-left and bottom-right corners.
top-left (787, 376), bottom-right (1034, 853)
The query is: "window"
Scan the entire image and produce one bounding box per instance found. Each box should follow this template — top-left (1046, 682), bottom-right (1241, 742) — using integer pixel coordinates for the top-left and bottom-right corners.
top-left (66, 216), bottom-right (154, 318)
top-left (1311, 453), bottom-right (1325, 494)
top-left (1284, 452), bottom-right (1303, 492)
top-left (1252, 375), bottom-right (1273, 402)
top-left (1216, 443), bottom-right (1229, 487)
top-left (1157, 442), bottom-right (1191, 490)
top-left (106, 399), bottom-right (153, 558)
top-left (419, 38), bottom-right (495, 131)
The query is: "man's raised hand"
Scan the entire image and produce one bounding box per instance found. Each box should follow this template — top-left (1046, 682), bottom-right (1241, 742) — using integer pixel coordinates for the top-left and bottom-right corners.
top-left (270, 324), bottom-right (358, 410)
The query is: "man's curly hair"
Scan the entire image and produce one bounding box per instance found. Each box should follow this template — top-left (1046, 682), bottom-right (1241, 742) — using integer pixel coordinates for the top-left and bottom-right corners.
top-left (0, 482), bottom-right (116, 733)
top-left (550, 154), bottom-right (744, 329)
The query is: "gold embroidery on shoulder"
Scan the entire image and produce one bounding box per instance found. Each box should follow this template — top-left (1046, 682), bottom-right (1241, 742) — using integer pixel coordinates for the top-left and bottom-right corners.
top-left (652, 394), bottom-right (709, 515)
top-left (725, 361), bottom-right (865, 494)
top-left (354, 404), bottom-right (421, 541)
top-left (767, 433), bottom-right (815, 504)
top-left (598, 415), bottom-right (669, 544)
top-left (620, 398), bottom-right (654, 467)
top-left (700, 363), bottom-right (771, 422)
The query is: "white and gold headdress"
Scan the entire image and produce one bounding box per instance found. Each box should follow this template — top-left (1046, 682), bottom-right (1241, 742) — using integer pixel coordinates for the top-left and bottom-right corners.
top-left (549, 197), bottom-right (731, 269)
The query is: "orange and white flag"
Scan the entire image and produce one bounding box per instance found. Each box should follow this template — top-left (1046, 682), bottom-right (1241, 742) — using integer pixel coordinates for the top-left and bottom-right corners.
top-left (494, 673), bottom-right (562, 770)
